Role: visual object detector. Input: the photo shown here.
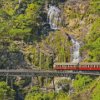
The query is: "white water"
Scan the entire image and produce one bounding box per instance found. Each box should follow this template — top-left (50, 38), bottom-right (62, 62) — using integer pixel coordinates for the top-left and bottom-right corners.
top-left (47, 5), bottom-right (61, 30)
top-left (47, 5), bottom-right (81, 92)
top-left (70, 39), bottom-right (81, 63)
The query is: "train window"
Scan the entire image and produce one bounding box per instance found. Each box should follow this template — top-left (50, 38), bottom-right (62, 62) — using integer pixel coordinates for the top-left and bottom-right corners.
top-left (92, 65), bottom-right (94, 67)
top-left (98, 65), bottom-right (100, 67)
top-left (86, 65), bottom-right (88, 67)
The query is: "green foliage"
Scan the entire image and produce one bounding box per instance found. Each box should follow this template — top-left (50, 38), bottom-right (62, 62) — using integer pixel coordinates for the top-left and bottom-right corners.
top-left (9, 42), bottom-right (19, 52)
top-left (25, 86), bottom-right (42, 100)
top-left (81, 17), bottom-right (100, 62)
top-left (0, 81), bottom-right (15, 100)
top-left (7, 2), bottom-right (41, 41)
top-left (89, 0), bottom-right (100, 15)
top-left (57, 79), bottom-right (69, 86)
top-left (73, 74), bottom-right (92, 92)
top-left (25, 88), bottom-right (68, 100)
top-left (92, 82), bottom-right (100, 100)
top-left (0, 1), bottom-right (42, 42)
top-left (92, 80), bottom-right (100, 100)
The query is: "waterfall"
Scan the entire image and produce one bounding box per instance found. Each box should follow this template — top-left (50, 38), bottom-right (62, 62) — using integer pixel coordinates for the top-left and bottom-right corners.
top-left (47, 5), bottom-right (61, 30)
top-left (70, 38), bottom-right (81, 63)
top-left (47, 5), bottom-right (81, 93)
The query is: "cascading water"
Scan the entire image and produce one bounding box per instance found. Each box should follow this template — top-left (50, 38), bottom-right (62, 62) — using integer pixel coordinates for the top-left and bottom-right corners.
top-left (47, 5), bottom-right (61, 30)
top-left (69, 38), bottom-right (81, 94)
top-left (70, 39), bottom-right (81, 63)
top-left (47, 5), bottom-right (81, 93)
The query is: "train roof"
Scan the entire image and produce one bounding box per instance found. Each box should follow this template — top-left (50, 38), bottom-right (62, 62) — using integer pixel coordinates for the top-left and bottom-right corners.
top-left (54, 62), bottom-right (78, 65)
top-left (79, 62), bottom-right (100, 64)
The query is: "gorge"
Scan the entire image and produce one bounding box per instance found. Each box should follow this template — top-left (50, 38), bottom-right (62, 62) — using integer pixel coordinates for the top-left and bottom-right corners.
top-left (0, 0), bottom-right (100, 100)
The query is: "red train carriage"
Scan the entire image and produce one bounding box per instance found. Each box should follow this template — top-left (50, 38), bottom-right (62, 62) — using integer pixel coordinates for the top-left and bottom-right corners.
top-left (79, 62), bottom-right (100, 71)
top-left (53, 62), bottom-right (78, 70)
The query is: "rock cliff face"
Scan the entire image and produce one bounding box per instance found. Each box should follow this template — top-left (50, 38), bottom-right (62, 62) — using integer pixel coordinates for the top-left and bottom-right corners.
top-left (62, 0), bottom-right (91, 40)
top-left (0, 49), bottom-right (29, 69)
top-left (0, 0), bottom-right (99, 69)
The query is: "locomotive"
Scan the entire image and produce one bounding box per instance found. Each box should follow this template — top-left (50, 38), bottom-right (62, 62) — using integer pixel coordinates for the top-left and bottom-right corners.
top-left (54, 62), bottom-right (100, 71)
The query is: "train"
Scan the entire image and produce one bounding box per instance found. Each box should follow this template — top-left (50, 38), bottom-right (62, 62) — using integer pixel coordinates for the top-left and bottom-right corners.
top-left (53, 62), bottom-right (100, 71)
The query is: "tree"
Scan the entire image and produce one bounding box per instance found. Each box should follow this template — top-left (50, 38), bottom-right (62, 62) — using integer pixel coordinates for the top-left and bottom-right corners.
top-left (73, 75), bottom-right (92, 92)
top-left (0, 81), bottom-right (15, 100)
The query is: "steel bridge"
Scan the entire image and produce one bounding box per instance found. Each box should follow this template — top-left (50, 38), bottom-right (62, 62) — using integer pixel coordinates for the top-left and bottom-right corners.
top-left (0, 69), bottom-right (100, 77)
top-left (0, 69), bottom-right (100, 91)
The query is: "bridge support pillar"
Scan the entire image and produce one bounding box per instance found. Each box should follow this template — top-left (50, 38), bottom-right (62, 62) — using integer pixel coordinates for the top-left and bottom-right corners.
top-left (53, 77), bottom-right (55, 91)
top-left (11, 76), bottom-right (13, 89)
top-left (37, 76), bottom-right (39, 87)
top-left (41, 77), bottom-right (44, 87)
top-left (46, 77), bottom-right (48, 92)
top-left (31, 76), bottom-right (34, 88)
top-left (6, 73), bottom-right (8, 85)
top-left (68, 75), bottom-right (74, 95)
